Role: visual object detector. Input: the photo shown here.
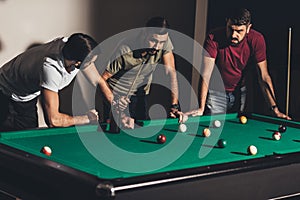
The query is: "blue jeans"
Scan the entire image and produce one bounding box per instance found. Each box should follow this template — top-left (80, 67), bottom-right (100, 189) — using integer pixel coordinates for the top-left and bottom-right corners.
top-left (205, 86), bottom-right (246, 115)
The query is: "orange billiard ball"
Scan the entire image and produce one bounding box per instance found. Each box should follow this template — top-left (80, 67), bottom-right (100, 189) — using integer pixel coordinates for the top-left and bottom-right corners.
top-left (203, 128), bottom-right (211, 137)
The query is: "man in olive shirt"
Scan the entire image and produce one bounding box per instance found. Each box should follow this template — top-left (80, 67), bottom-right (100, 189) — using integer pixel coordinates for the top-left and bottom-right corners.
top-left (99, 16), bottom-right (180, 129)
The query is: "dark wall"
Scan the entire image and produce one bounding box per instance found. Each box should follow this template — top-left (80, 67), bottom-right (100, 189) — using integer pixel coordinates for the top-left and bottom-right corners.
top-left (60, 0), bottom-right (197, 118)
top-left (207, 0), bottom-right (300, 120)
top-left (90, 0), bottom-right (196, 43)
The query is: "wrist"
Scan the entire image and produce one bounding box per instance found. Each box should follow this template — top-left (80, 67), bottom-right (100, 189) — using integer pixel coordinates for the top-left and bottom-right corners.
top-left (171, 103), bottom-right (181, 111)
top-left (271, 105), bottom-right (279, 114)
top-left (271, 105), bottom-right (277, 110)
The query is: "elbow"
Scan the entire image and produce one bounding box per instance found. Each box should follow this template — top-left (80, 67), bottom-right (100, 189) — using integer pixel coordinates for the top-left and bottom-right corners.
top-left (47, 118), bottom-right (59, 128)
top-left (45, 114), bottom-right (63, 128)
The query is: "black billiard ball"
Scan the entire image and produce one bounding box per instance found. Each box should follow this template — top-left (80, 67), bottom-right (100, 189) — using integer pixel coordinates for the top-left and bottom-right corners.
top-left (217, 139), bottom-right (227, 148)
top-left (157, 134), bottom-right (166, 144)
top-left (278, 125), bottom-right (287, 133)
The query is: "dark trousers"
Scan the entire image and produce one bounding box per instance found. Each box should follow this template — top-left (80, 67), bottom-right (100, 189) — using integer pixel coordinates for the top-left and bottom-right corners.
top-left (99, 94), bottom-right (149, 123)
top-left (0, 90), bottom-right (38, 131)
top-left (128, 95), bottom-right (149, 120)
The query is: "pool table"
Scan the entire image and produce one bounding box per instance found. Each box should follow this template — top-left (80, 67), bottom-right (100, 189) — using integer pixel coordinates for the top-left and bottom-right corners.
top-left (1, 113), bottom-right (300, 200)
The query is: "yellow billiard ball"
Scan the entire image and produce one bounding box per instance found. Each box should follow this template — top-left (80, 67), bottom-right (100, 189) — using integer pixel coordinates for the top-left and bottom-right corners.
top-left (239, 116), bottom-right (247, 124)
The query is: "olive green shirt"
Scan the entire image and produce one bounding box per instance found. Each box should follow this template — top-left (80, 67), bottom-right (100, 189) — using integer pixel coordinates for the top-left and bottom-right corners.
top-left (106, 37), bottom-right (173, 96)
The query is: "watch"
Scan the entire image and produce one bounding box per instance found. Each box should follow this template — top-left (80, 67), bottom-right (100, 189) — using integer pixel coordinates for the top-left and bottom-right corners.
top-left (271, 105), bottom-right (278, 110)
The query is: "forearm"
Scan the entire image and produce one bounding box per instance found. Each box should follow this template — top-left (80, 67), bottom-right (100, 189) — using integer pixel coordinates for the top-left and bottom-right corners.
top-left (260, 74), bottom-right (277, 107)
top-left (199, 78), bottom-right (209, 110)
top-left (199, 56), bottom-right (215, 110)
top-left (97, 74), bottom-right (114, 104)
top-left (168, 67), bottom-right (179, 105)
top-left (46, 113), bottom-right (90, 127)
top-left (163, 52), bottom-right (178, 105)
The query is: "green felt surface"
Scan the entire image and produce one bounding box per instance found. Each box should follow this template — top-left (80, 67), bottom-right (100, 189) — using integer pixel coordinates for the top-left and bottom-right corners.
top-left (1, 113), bottom-right (300, 179)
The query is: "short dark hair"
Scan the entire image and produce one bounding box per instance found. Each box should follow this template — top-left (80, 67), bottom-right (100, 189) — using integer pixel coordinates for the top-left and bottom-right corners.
top-left (145, 16), bottom-right (170, 35)
top-left (226, 8), bottom-right (251, 26)
top-left (62, 33), bottom-right (98, 62)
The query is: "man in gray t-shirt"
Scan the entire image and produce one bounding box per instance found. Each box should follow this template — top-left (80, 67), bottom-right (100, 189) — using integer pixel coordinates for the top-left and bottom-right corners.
top-left (99, 17), bottom-right (180, 129)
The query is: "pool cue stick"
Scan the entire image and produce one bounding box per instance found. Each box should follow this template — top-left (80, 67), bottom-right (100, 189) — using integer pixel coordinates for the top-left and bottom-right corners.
top-left (115, 54), bottom-right (149, 130)
top-left (125, 57), bottom-right (148, 99)
top-left (286, 27), bottom-right (292, 116)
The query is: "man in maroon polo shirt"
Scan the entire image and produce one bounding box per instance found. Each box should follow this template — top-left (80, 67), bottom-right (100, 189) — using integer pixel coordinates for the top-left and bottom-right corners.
top-left (186, 8), bottom-right (290, 119)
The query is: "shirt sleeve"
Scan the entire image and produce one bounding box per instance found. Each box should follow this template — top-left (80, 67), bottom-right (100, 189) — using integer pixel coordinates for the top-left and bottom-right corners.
top-left (40, 58), bottom-right (62, 92)
top-left (163, 36), bottom-right (174, 55)
top-left (203, 33), bottom-right (218, 58)
top-left (105, 45), bottom-right (130, 75)
top-left (105, 56), bottom-right (124, 75)
top-left (252, 33), bottom-right (267, 63)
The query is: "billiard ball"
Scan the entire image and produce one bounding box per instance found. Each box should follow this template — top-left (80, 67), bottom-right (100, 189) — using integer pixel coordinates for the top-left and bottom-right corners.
top-left (217, 139), bottom-right (227, 148)
top-left (213, 120), bottom-right (221, 128)
top-left (157, 134), bottom-right (166, 144)
top-left (203, 128), bottom-right (211, 137)
top-left (278, 125), bottom-right (287, 133)
top-left (247, 145), bottom-right (257, 155)
top-left (178, 123), bottom-right (187, 133)
top-left (272, 131), bottom-right (281, 141)
top-left (41, 146), bottom-right (52, 156)
top-left (239, 116), bottom-right (247, 124)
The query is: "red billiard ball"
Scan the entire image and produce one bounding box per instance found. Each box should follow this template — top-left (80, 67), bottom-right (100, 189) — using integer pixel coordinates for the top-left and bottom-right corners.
top-left (41, 146), bottom-right (52, 156)
top-left (278, 125), bottom-right (287, 133)
top-left (157, 134), bottom-right (166, 144)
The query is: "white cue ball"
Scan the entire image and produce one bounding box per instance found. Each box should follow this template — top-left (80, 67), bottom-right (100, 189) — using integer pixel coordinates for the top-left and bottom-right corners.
top-left (179, 123), bottom-right (187, 133)
top-left (247, 145), bottom-right (258, 155)
top-left (213, 120), bottom-right (221, 128)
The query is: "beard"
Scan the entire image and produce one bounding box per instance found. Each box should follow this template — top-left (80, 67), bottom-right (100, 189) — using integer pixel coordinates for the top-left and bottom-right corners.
top-left (230, 37), bottom-right (240, 46)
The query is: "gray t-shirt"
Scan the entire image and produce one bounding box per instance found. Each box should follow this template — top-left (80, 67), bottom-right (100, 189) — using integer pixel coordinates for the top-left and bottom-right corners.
top-left (106, 36), bottom-right (173, 96)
